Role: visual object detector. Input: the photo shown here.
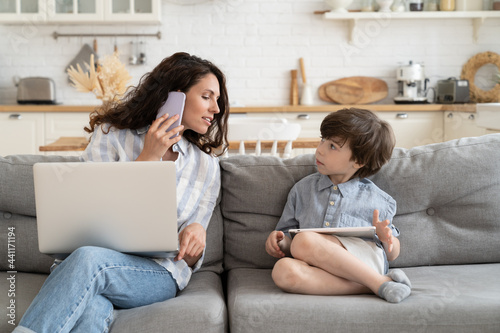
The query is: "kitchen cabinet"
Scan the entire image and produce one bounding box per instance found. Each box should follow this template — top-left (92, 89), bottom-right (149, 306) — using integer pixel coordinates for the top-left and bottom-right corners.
top-left (246, 110), bottom-right (444, 150)
top-left (0, 0), bottom-right (160, 23)
top-left (376, 111), bottom-right (444, 148)
top-left (0, 112), bottom-right (44, 155)
top-left (0, 111), bottom-right (90, 156)
top-left (47, 0), bottom-right (104, 22)
top-left (0, 0), bottom-right (46, 22)
top-left (44, 112), bottom-right (90, 144)
top-left (246, 111), bottom-right (329, 139)
top-left (443, 112), bottom-right (487, 141)
top-left (104, 0), bottom-right (160, 22)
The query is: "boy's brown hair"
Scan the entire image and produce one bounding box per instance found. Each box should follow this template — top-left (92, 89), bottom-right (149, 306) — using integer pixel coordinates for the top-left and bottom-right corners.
top-left (320, 108), bottom-right (395, 179)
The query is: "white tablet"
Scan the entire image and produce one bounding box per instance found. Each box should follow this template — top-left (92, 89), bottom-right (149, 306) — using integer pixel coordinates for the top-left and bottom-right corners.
top-left (288, 226), bottom-right (376, 238)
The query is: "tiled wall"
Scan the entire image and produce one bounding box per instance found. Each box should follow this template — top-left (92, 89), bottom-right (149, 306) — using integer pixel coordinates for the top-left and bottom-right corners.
top-left (0, 0), bottom-right (499, 106)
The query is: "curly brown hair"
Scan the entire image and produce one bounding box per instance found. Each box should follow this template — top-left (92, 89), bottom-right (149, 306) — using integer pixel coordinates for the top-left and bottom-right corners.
top-left (85, 52), bottom-right (229, 155)
top-left (320, 108), bottom-right (395, 179)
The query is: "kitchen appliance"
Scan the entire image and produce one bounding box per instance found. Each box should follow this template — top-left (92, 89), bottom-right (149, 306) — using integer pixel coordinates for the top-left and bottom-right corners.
top-left (436, 78), bottom-right (470, 104)
top-left (394, 61), bottom-right (429, 104)
top-left (16, 77), bottom-right (57, 104)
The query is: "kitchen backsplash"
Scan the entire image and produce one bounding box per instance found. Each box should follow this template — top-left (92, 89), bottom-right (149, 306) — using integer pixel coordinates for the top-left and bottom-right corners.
top-left (0, 0), bottom-right (499, 106)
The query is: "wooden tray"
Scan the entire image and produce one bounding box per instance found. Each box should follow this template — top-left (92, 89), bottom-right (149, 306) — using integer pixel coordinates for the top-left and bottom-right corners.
top-left (319, 77), bottom-right (388, 104)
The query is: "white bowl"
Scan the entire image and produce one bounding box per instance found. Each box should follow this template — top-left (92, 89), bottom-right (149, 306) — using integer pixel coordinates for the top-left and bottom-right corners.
top-left (325, 0), bottom-right (354, 13)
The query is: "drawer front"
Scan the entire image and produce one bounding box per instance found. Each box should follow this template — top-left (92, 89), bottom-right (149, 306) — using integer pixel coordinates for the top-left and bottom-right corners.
top-left (376, 111), bottom-right (444, 148)
top-left (246, 112), bottom-right (329, 138)
top-left (45, 112), bottom-right (91, 142)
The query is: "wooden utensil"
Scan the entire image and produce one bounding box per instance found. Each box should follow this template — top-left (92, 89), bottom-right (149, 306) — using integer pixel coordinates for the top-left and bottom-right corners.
top-left (318, 77), bottom-right (388, 104)
top-left (299, 58), bottom-right (307, 84)
top-left (299, 58), bottom-right (313, 105)
top-left (290, 70), bottom-right (299, 106)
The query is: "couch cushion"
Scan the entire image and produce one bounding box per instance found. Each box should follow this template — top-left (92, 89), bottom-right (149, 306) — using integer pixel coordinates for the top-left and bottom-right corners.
top-left (220, 154), bottom-right (317, 270)
top-left (0, 271), bottom-right (226, 333)
top-left (0, 154), bottom-right (79, 216)
top-left (111, 271), bottom-right (227, 333)
top-left (200, 196), bottom-right (224, 274)
top-left (226, 265), bottom-right (500, 333)
top-left (0, 272), bottom-right (48, 329)
top-left (0, 213), bottom-right (54, 274)
top-left (220, 134), bottom-right (500, 270)
top-left (371, 134), bottom-right (500, 267)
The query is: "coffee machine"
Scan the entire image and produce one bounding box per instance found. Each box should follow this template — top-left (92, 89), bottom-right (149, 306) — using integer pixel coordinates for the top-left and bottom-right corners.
top-left (394, 61), bottom-right (429, 104)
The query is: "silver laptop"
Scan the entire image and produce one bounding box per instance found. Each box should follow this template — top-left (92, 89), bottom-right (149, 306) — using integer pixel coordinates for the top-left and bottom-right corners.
top-left (33, 161), bottom-right (179, 259)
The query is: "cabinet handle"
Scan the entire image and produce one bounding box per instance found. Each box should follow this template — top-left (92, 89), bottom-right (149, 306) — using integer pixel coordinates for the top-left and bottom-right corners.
top-left (396, 113), bottom-right (408, 119)
top-left (9, 114), bottom-right (22, 120)
top-left (297, 114), bottom-right (310, 120)
top-left (468, 114), bottom-right (475, 120)
top-left (447, 113), bottom-right (453, 118)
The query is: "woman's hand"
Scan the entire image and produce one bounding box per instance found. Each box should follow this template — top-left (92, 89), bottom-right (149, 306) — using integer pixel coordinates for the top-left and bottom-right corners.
top-left (136, 113), bottom-right (184, 161)
top-left (175, 223), bottom-right (206, 267)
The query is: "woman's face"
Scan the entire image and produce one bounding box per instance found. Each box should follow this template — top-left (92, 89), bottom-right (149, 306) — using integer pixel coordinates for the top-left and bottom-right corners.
top-left (181, 73), bottom-right (220, 135)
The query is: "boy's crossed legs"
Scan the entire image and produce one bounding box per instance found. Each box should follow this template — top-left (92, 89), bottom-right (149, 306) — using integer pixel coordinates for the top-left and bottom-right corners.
top-left (271, 232), bottom-right (411, 303)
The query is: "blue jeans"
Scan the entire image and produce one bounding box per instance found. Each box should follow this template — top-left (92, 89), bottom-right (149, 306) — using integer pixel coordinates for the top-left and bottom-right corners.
top-left (13, 246), bottom-right (178, 333)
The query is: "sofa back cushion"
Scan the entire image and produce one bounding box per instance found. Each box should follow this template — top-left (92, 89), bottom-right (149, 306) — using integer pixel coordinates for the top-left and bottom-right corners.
top-left (220, 134), bottom-right (500, 270)
top-left (372, 134), bottom-right (500, 267)
top-left (0, 155), bottom-right (80, 273)
top-left (221, 154), bottom-right (317, 270)
top-left (0, 155), bottom-right (223, 274)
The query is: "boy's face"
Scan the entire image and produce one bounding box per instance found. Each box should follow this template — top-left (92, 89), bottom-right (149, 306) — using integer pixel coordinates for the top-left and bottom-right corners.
top-left (315, 137), bottom-right (363, 184)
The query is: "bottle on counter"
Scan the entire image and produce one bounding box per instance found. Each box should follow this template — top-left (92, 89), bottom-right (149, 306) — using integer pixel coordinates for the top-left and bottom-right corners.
top-left (493, 0), bottom-right (500, 10)
top-left (440, 0), bottom-right (455, 10)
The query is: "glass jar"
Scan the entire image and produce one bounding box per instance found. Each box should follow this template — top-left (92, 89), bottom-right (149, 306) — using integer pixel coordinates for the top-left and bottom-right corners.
top-left (361, 0), bottom-right (374, 12)
top-left (424, 0), bottom-right (439, 10)
top-left (440, 0), bottom-right (455, 10)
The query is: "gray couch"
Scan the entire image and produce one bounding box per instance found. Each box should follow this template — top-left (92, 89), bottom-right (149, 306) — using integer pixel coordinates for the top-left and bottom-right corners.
top-left (2, 134), bottom-right (500, 332)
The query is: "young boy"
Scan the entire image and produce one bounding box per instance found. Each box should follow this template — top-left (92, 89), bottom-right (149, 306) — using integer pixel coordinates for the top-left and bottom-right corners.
top-left (265, 108), bottom-right (411, 303)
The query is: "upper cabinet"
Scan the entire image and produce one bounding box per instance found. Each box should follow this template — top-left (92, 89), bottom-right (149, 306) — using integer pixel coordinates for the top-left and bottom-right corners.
top-left (0, 0), bottom-right (45, 22)
top-left (0, 0), bottom-right (161, 24)
top-left (104, 0), bottom-right (160, 22)
top-left (48, 0), bottom-right (104, 22)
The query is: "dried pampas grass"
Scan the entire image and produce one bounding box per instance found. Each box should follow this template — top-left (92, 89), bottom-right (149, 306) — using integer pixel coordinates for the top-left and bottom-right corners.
top-left (67, 52), bottom-right (131, 102)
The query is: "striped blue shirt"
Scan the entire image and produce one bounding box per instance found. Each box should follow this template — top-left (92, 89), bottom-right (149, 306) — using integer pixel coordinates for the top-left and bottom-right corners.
top-left (80, 124), bottom-right (221, 290)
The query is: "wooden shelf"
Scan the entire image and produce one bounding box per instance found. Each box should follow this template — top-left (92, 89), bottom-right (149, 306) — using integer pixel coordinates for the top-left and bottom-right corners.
top-left (322, 11), bottom-right (500, 43)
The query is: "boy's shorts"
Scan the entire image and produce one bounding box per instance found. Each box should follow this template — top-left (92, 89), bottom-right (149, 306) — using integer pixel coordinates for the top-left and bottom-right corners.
top-left (337, 237), bottom-right (385, 275)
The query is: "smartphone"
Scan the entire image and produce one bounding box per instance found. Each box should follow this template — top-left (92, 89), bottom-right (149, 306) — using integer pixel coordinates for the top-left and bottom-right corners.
top-left (156, 91), bottom-right (186, 138)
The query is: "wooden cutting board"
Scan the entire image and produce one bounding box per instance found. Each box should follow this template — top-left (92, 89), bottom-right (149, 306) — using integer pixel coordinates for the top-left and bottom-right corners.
top-left (318, 77), bottom-right (388, 104)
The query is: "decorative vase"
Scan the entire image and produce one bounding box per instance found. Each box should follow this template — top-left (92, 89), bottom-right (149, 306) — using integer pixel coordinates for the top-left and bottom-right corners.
top-left (376, 0), bottom-right (394, 12)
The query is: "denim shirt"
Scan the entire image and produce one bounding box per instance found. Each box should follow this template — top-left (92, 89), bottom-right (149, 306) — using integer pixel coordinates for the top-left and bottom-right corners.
top-left (276, 173), bottom-right (399, 266)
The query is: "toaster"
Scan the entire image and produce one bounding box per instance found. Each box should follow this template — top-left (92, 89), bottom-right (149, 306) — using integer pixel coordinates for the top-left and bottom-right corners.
top-left (436, 78), bottom-right (470, 104)
top-left (17, 77), bottom-right (57, 104)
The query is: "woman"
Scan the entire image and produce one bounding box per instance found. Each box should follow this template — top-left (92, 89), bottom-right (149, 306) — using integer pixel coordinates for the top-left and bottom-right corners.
top-left (14, 52), bottom-right (229, 333)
